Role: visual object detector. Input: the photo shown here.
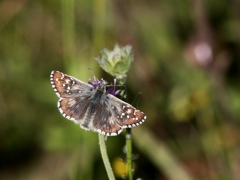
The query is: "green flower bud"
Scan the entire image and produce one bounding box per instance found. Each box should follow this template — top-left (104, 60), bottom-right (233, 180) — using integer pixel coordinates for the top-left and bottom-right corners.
top-left (95, 44), bottom-right (133, 79)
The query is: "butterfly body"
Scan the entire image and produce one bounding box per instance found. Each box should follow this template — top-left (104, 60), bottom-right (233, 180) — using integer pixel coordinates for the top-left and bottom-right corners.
top-left (50, 71), bottom-right (146, 136)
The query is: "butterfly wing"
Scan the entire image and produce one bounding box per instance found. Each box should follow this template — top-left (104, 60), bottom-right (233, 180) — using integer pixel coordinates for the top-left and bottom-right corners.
top-left (57, 97), bottom-right (92, 125)
top-left (92, 100), bottom-right (123, 136)
top-left (91, 93), bottom-right (146, 136)
top-left (105, 94), bottom-right (147, 128)
top-left (50, 71), bottom-right (94, 125)
top-left (50, 71), bottom-right (93, 98)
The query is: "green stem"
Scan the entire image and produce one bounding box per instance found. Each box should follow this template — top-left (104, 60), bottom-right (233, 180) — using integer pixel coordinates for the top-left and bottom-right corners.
top-left (126, 128), bottom-right (133, 180)
top-left (133, 127), bottom-right (194, 180)
top-left (98, 134), bottom-right (116, 180)
top-left (118, 77), bottom-right (133, 179)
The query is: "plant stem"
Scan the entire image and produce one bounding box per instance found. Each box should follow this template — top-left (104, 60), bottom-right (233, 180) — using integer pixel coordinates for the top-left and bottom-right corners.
top-left (98, 134), bottom-right (116, 180)
top-left (119, 77), bottom-right (133, 179)
top-left (126, 128), bottom-right (133, 180)
top-left (133, 127), bottom-right (194, 180)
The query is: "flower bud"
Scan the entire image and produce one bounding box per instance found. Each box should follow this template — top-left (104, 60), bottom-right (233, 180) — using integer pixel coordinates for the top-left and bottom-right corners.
top-left (95, 44), bottom-right (133, 79)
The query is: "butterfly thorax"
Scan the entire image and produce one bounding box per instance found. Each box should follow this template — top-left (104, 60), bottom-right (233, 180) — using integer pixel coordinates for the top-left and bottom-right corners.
top-left (91, 89), bottom-right (106, 105)
top-left (96, 83), bottom-right (107, 92)
top-left (82, 84), bottom-right (107, 129)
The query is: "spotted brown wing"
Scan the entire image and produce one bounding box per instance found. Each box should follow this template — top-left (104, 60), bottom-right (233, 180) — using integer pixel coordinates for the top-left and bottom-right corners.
top-left (50, 71), bottom-right (94, 126)
top-left (57, 96), bottom-right (92, 126)
top-left (92, 101), bottom-right (123, 136)
top-left (105, 94), bottom-right (147, 128)
top-left (50, 71), bottom-right (93, 98)
top-left (92, 93), bottom-right (146, 136)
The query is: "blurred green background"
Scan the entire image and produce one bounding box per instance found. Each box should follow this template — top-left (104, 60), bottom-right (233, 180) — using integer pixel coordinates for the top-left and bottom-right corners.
top-left (1, 0), bottom-right (240, 179)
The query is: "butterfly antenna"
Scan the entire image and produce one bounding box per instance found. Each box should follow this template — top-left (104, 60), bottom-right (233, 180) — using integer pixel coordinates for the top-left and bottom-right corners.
top-left (114, 78), bottom-right (116, 92)
top-left (88, 68), bottom-right (99, 81)
top-left (88, 68), bottom-right (95, 76)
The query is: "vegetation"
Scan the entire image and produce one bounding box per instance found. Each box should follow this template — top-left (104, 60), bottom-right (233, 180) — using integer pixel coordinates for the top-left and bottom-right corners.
top-left (0, 0), bottom-right (240, 179)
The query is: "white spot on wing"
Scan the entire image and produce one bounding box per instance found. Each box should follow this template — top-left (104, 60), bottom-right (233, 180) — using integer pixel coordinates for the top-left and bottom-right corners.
top-left (59, 108), bottom-right (63, 114)
top-left (70, 117), bottom-right (75, 121)
top-left (127, 109), bottom-right (132, 114)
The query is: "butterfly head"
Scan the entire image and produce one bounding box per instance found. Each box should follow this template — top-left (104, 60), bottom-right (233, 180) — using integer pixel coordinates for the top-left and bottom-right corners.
top-left (88, 76), bottom-right (121, 96)
top-left (88, 75), bottom-right (106, 85)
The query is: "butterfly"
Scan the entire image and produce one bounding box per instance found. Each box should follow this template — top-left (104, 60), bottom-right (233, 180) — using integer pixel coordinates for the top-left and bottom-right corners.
top-left (50, 71), bottom-right (146, 136)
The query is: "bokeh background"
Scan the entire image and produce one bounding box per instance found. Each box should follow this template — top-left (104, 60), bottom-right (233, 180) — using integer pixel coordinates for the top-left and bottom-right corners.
top-left (1, 0), bottom-right (240, 179)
